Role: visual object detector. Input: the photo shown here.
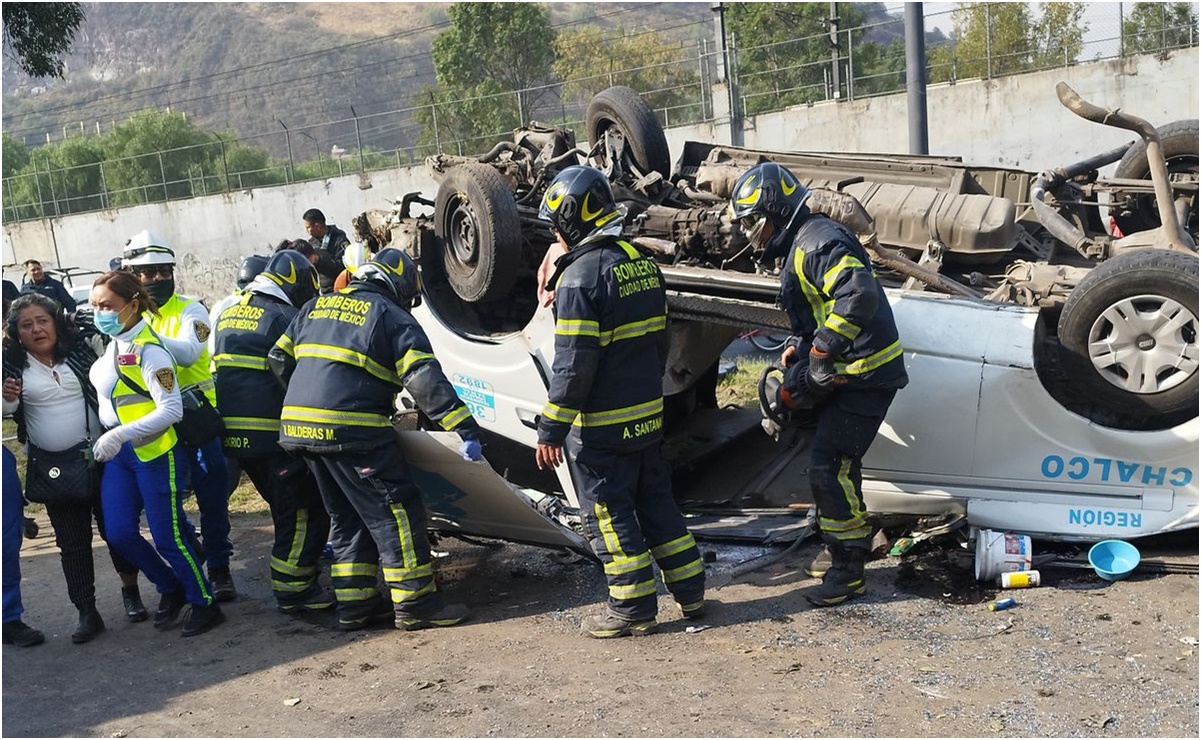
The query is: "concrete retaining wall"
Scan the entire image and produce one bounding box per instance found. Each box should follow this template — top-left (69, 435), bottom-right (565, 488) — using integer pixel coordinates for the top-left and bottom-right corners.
top-left (4, 49), bottom-right (1197, 303)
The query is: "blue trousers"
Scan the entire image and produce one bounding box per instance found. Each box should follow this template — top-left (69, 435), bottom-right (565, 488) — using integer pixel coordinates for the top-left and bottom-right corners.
top-left (101, 443), bottom-right (213, 606)
top-left (188, 437), bottom-right (232, 570)
top-left (3, 447), bottom-right (25, 624)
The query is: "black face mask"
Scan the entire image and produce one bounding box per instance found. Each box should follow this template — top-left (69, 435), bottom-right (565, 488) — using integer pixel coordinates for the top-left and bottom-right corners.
top-left (144, 279), bottom-right (176, 306)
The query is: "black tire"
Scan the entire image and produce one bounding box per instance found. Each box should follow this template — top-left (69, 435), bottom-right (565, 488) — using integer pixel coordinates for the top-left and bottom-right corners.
top-left (586, 86), bottom-right (671, 181)
top-left (433, 163), bottom-right (521, 303)
top-left (1055, 249), bottom-right (1198, 430)
top-left (1111, 119), bottom-right (1199, 239)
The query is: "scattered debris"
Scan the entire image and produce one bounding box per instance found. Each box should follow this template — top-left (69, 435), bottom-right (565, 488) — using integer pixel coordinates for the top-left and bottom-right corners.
top-left (685, 625), bottom-right (711, 634)
top-left (1179, 636), bottom-right (1199, 646)
top-left (283, 698), bottom-right (301, 707)
top-left (773, 662), bottom-right (803, 675)
top-left (988, 597), bottom-right (1018, 612)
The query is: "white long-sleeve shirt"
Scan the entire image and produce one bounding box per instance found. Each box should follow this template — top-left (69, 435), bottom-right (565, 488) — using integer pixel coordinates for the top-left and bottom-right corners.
top-left (90, 319), bottom-right (183, 441)
top-left (2, 358), bottom-right (101, 452)
top-left (154, 295), bottom-right (211, 369)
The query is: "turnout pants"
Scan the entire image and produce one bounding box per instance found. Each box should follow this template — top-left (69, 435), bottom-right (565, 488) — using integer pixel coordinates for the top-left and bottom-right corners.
top-left (809, 388), bottom-right (898, 548)
top-left (3, 448), bottom-right (26, 624)
top-left (304, 441), bottom-right (441, 622)
top-left (239, 453), bottom-right (331, 607)
top-left (187, 437), bottom-right (232, 570)
top-left (45, 492), bottom-right (138, 608)
top-left (568, 441), bottom-right (705, 622)
top-left (101, 443), bottom-right (214, 607)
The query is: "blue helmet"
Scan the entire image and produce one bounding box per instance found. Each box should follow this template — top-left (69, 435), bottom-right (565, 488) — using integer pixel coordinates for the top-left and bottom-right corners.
top-left (355, 247), bottom-right (422, 308)
top-left (259, 249), bottom-right (318, 307)
top-left (538, 166), bottom-right (622, 248)
top-left (728, 162), bottom-right (810, 248)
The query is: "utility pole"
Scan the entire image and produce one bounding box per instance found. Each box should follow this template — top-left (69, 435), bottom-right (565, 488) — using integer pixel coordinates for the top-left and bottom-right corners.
top-left (711, 1), bottom-right (743, 146)
top-left (905, 3), bottom-right (929, 154)
top-left (829, 2), bottom-right (841, 99)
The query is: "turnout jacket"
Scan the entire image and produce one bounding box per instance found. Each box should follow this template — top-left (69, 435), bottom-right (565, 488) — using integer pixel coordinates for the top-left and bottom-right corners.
top-left (212, 291), bottom-right (297, 457)
top-left (268, 281), bottom-right (479, 453)
top-left (779, 212), bottom-right (908, 390)
top-left (538, 238), bottom-right (669, 451)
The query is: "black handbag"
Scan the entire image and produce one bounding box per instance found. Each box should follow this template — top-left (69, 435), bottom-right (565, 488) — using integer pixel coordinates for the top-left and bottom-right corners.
top-left (24, 440), bottom-right (98, 504)
top-left (114, 351), bottom-right (225, 448)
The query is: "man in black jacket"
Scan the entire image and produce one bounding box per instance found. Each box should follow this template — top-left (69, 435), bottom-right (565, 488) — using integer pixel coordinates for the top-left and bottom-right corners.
top-left (301, 208), bottom-right (352, 294)
top-left (212, 250), bottom-right (332, 614)
top-left (536, 166), bottom-right (705, 639)
top-left (20, 261), bottom-right (75, 310)
top-left (730, 161), bottom-right (908, 607)
top-left (268, 248), bottom-right (482, 632)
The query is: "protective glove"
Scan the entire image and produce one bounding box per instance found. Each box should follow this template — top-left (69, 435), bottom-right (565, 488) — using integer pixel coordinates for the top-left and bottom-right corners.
top-left (459, 438), bottom-right (484, 462)
top-left (808, 347), bottom-right (839, 389)
top-left (780, 361), bottom-right (828, 410)
top-left (92, 428), bottom-right (129, 462)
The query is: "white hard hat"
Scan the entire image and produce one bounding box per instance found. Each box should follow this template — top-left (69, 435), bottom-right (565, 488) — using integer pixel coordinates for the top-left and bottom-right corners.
top-left (123, 230), bottom-right (175, 267)
top-left (342, 241), bottom-right (369, 273)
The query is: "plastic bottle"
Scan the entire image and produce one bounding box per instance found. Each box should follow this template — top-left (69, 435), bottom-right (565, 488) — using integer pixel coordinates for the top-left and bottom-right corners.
top-left (987, 597), bottom-right (1018, 611)
top-left (999, 570), bottom-right (1041, 589)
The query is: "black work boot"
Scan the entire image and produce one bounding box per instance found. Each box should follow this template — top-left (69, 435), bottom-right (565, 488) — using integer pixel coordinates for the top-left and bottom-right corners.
top-left (154, 590), bottom-right (188, 630)
top-left (122, 585), bottom-right (149, 623)
top-left (396, 603), bottom-right (469, 632)
top-left (71, 603), bottom-right (106, 644)
top-left (677, 599), bottom-right (706, 620)
top-left (582, 611), bottom-right (657, 639)
top-left (804, 542), bottom-right (868, 608)
top-left (337, 597), bottom-right (392, 632)
top-left (2, 620), bottom-right (45, 647)
top-left (803, 546), bottom-right (833, 579)
top-left (208, 567), bottom-right (237, 602)
top-left (181, 602), bottom-right (225, 637)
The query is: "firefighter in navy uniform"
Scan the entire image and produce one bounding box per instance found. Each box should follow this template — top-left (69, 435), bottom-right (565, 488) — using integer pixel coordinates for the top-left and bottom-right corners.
top-left (212, 250), bottom-right (333, 614)
top-left (268, 247), bottom-right (482, 632)
top-left (535, 166), bottom-right (705, 639)
top-left (729, 162), bottom-right (908, 607)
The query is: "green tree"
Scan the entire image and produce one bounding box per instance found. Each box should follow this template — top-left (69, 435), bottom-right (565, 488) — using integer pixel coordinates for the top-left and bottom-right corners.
top-left (948, 2), bottom-right (1035, 79)
top-left (1, 2), bottom-right (84, 78)
top-left (101, 110), bottom-right (218, 205)
top-left (418, 2), bottom-right (557, 151)
top-left (2, 134), bottom-right (29, 177)
top-left (1033, 2), bottom-right (1088, 68)
top-left (553, 27), bottom-right (701, 125)
top-left (726, 2), bottom-right (868, 114)
top-left (1124, 2), bottom-right (1199, 55)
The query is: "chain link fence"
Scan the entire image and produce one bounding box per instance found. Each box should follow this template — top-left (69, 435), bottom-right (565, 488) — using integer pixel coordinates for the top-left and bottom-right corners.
top-left (4, 2), bottom-right (1196, 224)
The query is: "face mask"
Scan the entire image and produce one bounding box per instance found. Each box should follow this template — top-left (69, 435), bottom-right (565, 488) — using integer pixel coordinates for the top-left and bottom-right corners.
top-left (144, 279), bottom-right (175, 306)
top-left (94, 304), bottom-right (132, 337)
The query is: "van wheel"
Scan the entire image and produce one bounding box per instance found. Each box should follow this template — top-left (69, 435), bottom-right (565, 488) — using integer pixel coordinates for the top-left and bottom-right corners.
top-left (1055, 249), bottom-right (1198, 430)
top-left (1111, 119), bottom-right (1198, 241)
top-left (586, 86), bottom-right (671, 182)
top-left (433, 163), bottom-right (521, 303)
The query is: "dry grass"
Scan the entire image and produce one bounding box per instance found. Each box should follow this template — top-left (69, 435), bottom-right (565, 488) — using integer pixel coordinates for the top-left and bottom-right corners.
top-left (717, 356), bottom-right (773, 409)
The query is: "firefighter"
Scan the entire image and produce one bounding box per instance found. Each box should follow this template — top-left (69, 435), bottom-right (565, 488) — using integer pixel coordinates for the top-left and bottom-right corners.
top-left (122, 232), bottom-right (236, 601)
top-left (729, 162), bottom-right (908, 607)
top-left (212, 250), bottom-right (332, 614)
top-left (535, 166), bottom-right (705, 639)
top-left (267, 247), bottom-right (482, 632)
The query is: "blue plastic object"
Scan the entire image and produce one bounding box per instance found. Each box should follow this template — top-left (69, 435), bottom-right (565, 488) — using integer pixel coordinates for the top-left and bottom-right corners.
top-left (1087, 539), bottom-right (1141, 581)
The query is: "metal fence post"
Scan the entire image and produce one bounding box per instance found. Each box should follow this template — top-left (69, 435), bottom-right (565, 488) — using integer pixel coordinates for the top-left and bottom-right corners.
top-left (431, 102), bottom-right (442, 153)
top-left (985, 3), bottom-right (993, 78)
top-left (158, 151), bottom-right (168, 200)
top-left (98, 161), bottom-right (109, 208)
top-left (1118, 2), bottom-right (1124, 58)
top-left (214, 133), bottom-right (229, 192)
top-left (847, 28), bottom-right (855, 100)
top-left (350, 106), bottom-right (366, 172)
top-left (278, 119), bottom-right (294, 183)
top-left (34, 164), bottom-right (45, 218)
top-left (45, 160), bottom-right (60, 217)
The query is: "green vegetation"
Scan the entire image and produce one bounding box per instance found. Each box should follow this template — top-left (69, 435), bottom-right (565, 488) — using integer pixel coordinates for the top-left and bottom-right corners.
top-left (1124, 1), bottom-right (1199, 55)
top-left (927, 2), bottom-right (1089, 83)
top-left (1, 2), bottom-right (84, 78)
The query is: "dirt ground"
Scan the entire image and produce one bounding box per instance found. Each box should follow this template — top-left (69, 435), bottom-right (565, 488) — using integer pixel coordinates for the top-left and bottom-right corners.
top-left (2, 508), bottom-right (1197, 738)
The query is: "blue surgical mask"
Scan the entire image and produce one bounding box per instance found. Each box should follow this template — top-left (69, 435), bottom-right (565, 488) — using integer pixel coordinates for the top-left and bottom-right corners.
top-left (94, 304), bottom-right (132, 336)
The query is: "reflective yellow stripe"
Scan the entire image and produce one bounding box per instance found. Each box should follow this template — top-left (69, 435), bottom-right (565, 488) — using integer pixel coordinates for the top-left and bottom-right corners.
top-left (168, 450), bottom-right (211, 602)
top-left (603, 551), bottom-right (653, 576)
top-left (650, 533), bottom-right (697, 560)
top-left (595, 502), bottom-right (628, 559)
top-left (542, 402), bottom-right (579, 424)
top-left (824, 312), bottom-right (862, 341)
top-left (275, 333), bottom-right (295, 356)
top-left (821, 517), bottom-right (870, 532)
top-left (555, 318), bottom-right (601, 337)
top-left (270, 557), bottom-right (316, 577)
top-left (282, 406), bottom-right (391, 428)
top-left (223, 416), bottom-right (281, 432)
top-left (383, 564), bottom-right (434, 581)
top-left (662, 558), bottom-right (705, 583)
top-left (822, 255), bottom-right (865, 294)
top-left (578, 398), bottom-right (663, 427)
top-left (599, 315), bottom-right (666, 347)
top-left (836, 456), bottom-right (862, 519)
top-left (390, 583), bottom-right (436, 603)
top-left (213, 353), bottom-right (269, 370)
top-left (617, 241), bottom-right (642, 260)
top-left (397, 349), bottom-right (435, 376)
top-left (835, 340), bottom-right (903, 375)
top-left (273, 579), bottom-right (314, 593)
top-left (609, 580), bottom-right (658, 600)
top-left (389, 503), bottom-right (417, 571)
top-left (793, 248), bottom-right (828, 325)
top-left (288, 508), bottom-right (308, 566)
top-left (335, 587), bottom-right (380, 601)
top-left (185, 377), bottom-right (216, 393)
top-left (831, 527), bottom-right (873, 541)
top-left (295, 343), bottom-right (396, 384)
top-left (331, 562), bottom-right (379, 578)
top-left (439, 405), bottom-right (471, 431)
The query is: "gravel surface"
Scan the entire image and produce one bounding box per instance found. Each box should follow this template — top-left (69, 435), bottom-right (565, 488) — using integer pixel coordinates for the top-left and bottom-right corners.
top-left (3, 511), bottom-right (1197, 737)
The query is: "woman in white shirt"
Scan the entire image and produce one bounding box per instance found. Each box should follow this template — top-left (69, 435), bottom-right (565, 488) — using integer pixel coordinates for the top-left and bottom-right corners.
top-left (2, 294), bottom-right (144, 643)
top-left (88, 271), bottom-right (224, 637)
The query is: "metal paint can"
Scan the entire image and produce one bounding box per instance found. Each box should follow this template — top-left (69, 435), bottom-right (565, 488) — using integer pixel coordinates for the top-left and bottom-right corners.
top-left (999, 570), bottom-right (1041, 589)
top-left (988, 597), bottom-right (1018, 612)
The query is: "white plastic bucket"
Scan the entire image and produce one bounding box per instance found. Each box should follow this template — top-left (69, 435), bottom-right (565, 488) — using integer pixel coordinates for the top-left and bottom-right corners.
top-left (974, 529), bottom-right (1033, 582)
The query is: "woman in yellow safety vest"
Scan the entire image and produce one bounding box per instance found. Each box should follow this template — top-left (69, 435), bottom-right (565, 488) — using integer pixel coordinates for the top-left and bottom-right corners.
top-left (87, 271), bottom-right (224, 638)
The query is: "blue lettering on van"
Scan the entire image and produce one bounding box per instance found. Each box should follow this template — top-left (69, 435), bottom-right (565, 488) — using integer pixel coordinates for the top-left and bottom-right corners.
top-left (1068, 509), bottom-right (1142, 529)
top-left (1041, 455), bottom-right (1192, 487)
top-left (450, 373), bottom-right (496, 423)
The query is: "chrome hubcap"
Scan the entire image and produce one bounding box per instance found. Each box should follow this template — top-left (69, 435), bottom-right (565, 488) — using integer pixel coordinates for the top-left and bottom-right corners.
top-left (1087, 294), bottom-right (1198, 393)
